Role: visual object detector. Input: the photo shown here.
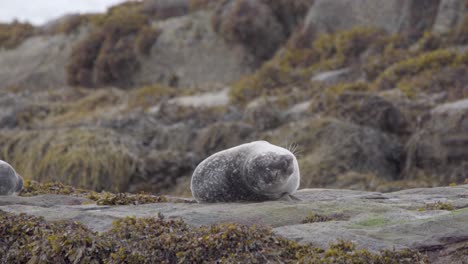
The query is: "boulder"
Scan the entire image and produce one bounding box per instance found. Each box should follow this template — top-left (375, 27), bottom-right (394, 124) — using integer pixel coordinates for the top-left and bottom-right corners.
top-left (212, 0), bottom-right (286, 61)
top-left (244, 97), bottom-right (285, 130)
top-left (304, 0), bottom-right (441, 36)
top-left (194, 122), bottom-right (256, 159)
top-left (326, 92), bottom-right (409, 135)
top-left (405, 98), bottom-right (468, 184)
top-left (0, 31), bottom-right (87, 92)
top-left (433, 0), bottom-right (468, 34)
top-left (265, 118), bottom-right (404, 188)
top-left (129, 150), bottom-right (195, 194)
top-left (134, 11), bottom-right (255, 88)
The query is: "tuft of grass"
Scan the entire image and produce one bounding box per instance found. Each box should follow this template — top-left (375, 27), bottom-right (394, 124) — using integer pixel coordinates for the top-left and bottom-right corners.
top-left (0, 21), bottom-right (35, 49)
top-left (0, 128), bottom-right (139, 192)
top-left (374, 49), bottom-right (464, 91)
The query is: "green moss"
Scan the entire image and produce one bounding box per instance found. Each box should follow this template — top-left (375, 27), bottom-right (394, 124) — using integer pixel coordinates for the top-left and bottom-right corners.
top-left (0, 128), bottom-right (139, 192)
top-left (354, 217), bottom-right (390, 227)
top-left (230, 27), bottom-right (385, 104)
top-left (326, 82), bottom-right (371, 97)
top-left (283, 27), bottom-right (386, 71)
top-left (397, 65), bottom-right (468, 99)
top-left (0, 211), bottom-right (427, 263)
top-left (230, 61), bottom-right (306, 104)
top-left (0, 21), bottom-right (35, 49)
top-left (374, 49), bottom-right (466, 91)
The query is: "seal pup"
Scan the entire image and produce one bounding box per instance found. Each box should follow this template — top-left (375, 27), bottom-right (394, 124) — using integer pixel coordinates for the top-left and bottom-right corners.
top-left (191, 141), bottom-right (300, 203)
top-left (0, 160), bottom-right (23, 195)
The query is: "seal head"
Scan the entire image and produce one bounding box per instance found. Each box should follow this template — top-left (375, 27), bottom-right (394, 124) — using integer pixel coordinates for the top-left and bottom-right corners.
top-left (0, 160), bottom-right (23, 195)
top-left (191, 141), bottom-right (300, 202)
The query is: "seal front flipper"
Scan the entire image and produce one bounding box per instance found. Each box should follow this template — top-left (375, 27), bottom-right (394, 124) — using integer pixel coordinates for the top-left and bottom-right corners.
top-left (278, 193), bottom-right (302, 202)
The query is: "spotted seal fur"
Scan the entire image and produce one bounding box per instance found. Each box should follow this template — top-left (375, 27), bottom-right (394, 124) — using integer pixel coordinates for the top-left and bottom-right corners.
top-left (191, 141), bottom-right (300, 202)
top-left (0, 160), bottom-right (23, 195)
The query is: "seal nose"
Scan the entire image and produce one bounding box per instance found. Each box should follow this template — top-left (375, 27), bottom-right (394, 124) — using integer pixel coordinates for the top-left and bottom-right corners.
top-left (278, 155), bottom-right (294, 175)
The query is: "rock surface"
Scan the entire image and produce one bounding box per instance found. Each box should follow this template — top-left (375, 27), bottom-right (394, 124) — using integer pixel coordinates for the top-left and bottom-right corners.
top-left (1, 185), bottom-right (467, 263)
top-left (304, 0), bottom-right (440, 35)
top-left (134, 11), bottom-right (255, 87)
top-left (0, 31), bottom-right (87, 91)
top-left (406, 98), bottom-right (468, 183)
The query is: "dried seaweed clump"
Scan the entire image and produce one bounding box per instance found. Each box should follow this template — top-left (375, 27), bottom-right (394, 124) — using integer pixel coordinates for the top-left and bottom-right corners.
top-left (19, 179), bottom-right (169, 206)
top-left (0, 211), bottom-right (427, 263)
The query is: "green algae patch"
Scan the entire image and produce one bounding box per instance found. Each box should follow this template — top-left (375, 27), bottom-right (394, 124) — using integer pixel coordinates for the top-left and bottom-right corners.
top-left (0, 211), bottom-right (427, 263)
top-left (352, 217), bottom-right (391, 228)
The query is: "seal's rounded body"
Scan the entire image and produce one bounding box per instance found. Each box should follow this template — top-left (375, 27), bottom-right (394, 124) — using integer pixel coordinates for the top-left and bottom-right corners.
top-left (0, 160), bottom-right (23, 196)
top-left (191, 141), bottom-right (300, 202)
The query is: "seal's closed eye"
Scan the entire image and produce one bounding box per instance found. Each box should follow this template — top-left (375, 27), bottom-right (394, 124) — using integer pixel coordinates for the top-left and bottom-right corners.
top-left (191, 141), bottom-right (300, 203)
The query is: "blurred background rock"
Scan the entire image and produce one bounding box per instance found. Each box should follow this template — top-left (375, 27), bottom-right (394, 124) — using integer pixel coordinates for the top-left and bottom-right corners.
top-left (0, 0), bottom-right (467, 197)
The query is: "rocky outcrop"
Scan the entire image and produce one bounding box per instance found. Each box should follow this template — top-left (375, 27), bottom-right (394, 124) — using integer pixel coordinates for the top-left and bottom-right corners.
top-left (406, 98), bottom-right (468, 183)
top-left (0, 31), bottom-right (87, 91)
top-left (304, 0), bottom-right (441, 36)
top-left (433, 0), bottom-right (468, 33)
top-left (134, 11), bottom-right (255, 88)
top-left (326, 92), bottom-right (409, 135)
top-left (1, 185), bottom-right (467, 263)
top-left (212, 0), bottom-right (286, 61)
top-left (141, 0), bottom-right (190, 20)
top-left (266, 118), bottom-right (404, 187)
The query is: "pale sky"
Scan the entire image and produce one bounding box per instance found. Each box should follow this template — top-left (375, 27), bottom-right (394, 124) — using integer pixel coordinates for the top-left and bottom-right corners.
top-left (0, 0), bottom-right (130, 25)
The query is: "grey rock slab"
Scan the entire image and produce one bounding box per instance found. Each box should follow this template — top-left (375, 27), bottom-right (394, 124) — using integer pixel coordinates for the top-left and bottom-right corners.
top-left (1, 185), bottom-right (467, 253)
top-left (0, 30), bottom-right (88, 91)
